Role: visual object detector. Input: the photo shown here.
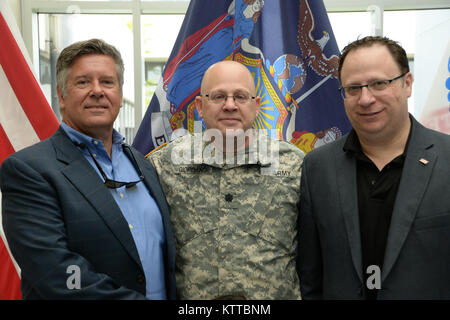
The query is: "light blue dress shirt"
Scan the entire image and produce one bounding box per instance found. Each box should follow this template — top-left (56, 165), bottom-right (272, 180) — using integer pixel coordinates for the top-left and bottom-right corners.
top-left (61, 122), bottom-right (167, 299)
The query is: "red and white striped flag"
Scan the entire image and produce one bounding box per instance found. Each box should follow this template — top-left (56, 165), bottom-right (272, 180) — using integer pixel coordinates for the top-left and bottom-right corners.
top-left (0, 1), bottom-right (59, 300)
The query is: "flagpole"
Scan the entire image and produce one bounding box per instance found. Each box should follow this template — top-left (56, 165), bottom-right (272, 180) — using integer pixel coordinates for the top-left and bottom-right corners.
top-left (295, 74), bottom-right (332, 105)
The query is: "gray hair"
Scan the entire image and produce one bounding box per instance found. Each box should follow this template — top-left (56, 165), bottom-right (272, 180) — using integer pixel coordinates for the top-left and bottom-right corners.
top-left (56, 38), bottom-right (124, 96)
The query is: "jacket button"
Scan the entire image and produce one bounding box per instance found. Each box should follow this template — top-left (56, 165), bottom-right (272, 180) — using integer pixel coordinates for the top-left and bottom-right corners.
top-left (137, 274), bottom-right (145, 283)
top-left (225, 194), bottom-right (233, 202)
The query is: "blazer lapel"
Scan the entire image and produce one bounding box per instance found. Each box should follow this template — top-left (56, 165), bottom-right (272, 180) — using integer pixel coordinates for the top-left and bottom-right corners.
top-left (51, 128), bottom-right (143, 270)
top-left (335, 146), bottom-right (364, 283)
top-left (381, 119), bottom-right (436, 282)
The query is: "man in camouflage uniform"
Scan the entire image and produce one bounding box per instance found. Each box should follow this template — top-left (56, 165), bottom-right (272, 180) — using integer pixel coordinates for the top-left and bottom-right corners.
top-left (148, 61), bottom-right (304, 299)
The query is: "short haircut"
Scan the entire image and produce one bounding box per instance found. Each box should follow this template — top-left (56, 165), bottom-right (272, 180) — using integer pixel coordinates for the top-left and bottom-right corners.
top-left (338, 36), bottom-right (409, 82)
top-left (56, 38), bottom-right (124, 96)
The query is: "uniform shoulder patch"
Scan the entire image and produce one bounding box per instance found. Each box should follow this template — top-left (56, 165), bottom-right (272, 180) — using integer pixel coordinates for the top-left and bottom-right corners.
top-left (145, 142), bottom-right (167, 158)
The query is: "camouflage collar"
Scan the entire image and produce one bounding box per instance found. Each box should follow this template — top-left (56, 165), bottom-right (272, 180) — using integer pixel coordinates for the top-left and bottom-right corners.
top-left (199, 134), bottom-right (275, 168)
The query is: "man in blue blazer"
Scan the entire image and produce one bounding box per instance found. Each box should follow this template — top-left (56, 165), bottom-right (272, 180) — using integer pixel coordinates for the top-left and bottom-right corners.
top-left (0, 39), bottom-right (176, 299)
top-left (298, 36), bottom-right (450, 299)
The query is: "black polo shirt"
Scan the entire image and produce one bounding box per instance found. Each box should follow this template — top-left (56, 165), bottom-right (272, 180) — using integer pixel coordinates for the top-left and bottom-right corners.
top-left (343, 129), bottom-right (411, 300)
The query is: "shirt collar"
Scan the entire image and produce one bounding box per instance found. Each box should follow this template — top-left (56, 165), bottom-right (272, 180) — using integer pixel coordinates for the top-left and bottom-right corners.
top-left (342, 129), bottom-right (361, 155)
top-left (343, 120), bottom-right (413, 163)
top-left (61, 122), bottom-right (125, 151)
top-left (199, 131), bottom-right (274, 168)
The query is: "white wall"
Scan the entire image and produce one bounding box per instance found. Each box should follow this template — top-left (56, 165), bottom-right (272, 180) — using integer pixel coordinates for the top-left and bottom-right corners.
top-left (7, 0), bottom-right (21, 31)
top-left (414, 10), bottom-right (450, 118)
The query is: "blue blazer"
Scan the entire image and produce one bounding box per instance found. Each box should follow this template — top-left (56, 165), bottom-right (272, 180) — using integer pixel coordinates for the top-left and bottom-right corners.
top-left (0, 127), bottom-right (176, 299)
top-left (298, 116), bottom-right (450, 299)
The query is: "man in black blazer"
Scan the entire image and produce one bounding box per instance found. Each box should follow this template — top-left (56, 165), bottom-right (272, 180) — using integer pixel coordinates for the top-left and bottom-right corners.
top-left (298, 36), bottom-right (450, 299)
top-left (0, 39), bottom-right (176, 299)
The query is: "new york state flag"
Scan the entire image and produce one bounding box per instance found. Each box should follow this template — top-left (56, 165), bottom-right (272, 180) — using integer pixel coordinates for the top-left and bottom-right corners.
top-left (133, 0), bottom-right (352, 155)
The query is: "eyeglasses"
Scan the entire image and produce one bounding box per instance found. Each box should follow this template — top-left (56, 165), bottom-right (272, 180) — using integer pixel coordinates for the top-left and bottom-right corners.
top-left (339, 72), bottom-right (408, 99)
top-left (200, 92), bottom-right (256, 105)
top-left (75, 142), bottom-right (144, 189)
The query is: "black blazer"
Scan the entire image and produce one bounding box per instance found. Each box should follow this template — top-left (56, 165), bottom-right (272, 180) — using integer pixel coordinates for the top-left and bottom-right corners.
top-left (298, 116), bottom-right (450, 299)
top-left (0, 127), bottom-right (176, 299)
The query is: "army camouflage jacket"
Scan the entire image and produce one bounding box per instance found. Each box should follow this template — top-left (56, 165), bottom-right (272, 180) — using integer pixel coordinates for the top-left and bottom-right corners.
top-left (148, 132), bottom-right (304, 299)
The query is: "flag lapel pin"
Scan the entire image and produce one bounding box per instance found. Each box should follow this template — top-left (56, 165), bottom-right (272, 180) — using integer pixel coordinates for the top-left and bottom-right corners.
top-left (419, 158), bottom-right (429, 165)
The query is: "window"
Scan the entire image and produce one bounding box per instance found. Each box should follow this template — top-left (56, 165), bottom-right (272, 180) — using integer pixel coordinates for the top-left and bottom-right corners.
top-left (37, 13), bottom-right (135, 142)
top-left (384, 9), bottom-right (450, 118)
top-left (142, 14), bottom-right (184, 114)
top-left (328, 12), bottom-right (372, 51)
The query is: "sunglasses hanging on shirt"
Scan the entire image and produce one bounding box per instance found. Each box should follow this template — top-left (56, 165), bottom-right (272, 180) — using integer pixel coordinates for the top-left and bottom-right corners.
top-left (73, 141), bottom-right (144, 189)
